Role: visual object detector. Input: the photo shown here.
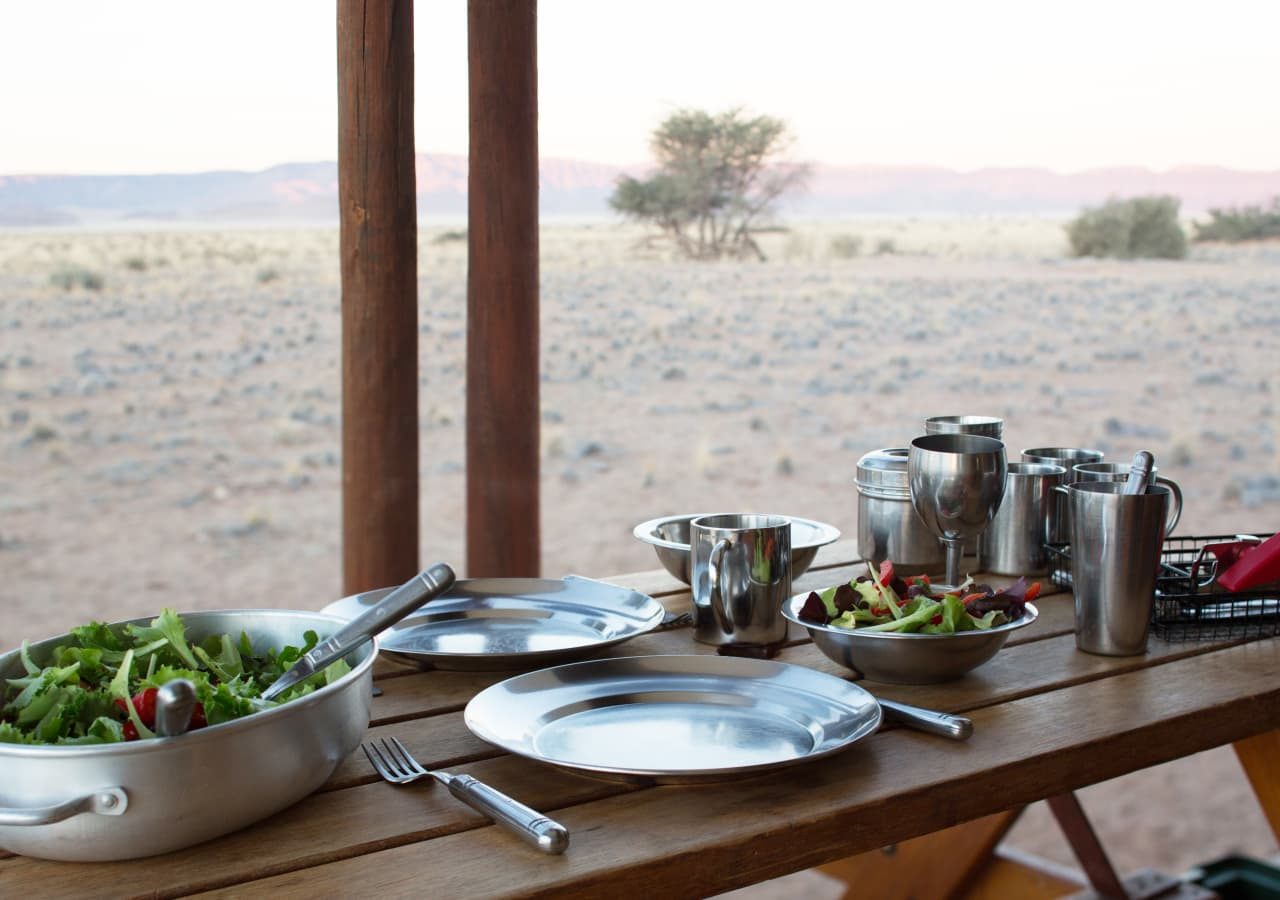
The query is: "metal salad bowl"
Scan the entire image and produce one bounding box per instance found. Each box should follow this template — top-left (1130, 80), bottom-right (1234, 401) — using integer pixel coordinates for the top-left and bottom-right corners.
top-left (782, 594), bottom-right (1039, 684)
top-left (0, 609), bottom-right (376, 862)
top-left (633, 514), bottom-right (840, 584)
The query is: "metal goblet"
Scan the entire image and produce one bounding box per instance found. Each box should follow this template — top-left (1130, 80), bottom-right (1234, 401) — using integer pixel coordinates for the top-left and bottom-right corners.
top-left (908, 433), bottom-right (1008, 588)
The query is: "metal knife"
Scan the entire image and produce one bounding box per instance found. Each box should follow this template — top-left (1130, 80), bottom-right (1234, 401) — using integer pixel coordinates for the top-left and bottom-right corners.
top-left (878, 698), bottom-right (973, 740)
top-left (262, 563), bottom-right (457, 701)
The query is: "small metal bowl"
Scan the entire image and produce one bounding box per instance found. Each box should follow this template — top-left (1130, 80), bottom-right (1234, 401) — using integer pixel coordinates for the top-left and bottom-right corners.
top-left (633, 514), bottom-right (840, 585)
top-left (782, 593), bottom-right (1039, 684)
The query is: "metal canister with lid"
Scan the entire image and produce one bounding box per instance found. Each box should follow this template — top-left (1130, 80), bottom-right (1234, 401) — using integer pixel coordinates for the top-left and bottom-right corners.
top-left (855, 448), bottom-right (945, 576)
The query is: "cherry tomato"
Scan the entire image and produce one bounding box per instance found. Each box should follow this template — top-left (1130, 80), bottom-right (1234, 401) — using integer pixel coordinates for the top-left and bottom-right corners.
top-left (190, 703), bottom-right (207, 730)
top-left (1024, 582), bottom-right (1042, 602)
top-left (961, 592), bottom-right (987, 606)
top-left (133, 688), bottom-right (158, 727)
top-left (114, 687), bottom-right (159, 728)
top-left (930, 614), bottom-right (943, 625)
top-left (123, 720), bottom-right (139, 741)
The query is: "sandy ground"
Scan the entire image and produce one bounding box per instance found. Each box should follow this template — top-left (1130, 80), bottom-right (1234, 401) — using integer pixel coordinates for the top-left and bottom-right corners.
top-left (1, 218), bottom-right (1278, 884)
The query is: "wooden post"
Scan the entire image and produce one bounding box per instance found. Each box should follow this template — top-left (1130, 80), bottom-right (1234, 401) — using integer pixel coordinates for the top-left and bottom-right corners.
top-left (337, 0), bottom-right (420, 594)
top-left (466, 0), bottom-right (540, 576)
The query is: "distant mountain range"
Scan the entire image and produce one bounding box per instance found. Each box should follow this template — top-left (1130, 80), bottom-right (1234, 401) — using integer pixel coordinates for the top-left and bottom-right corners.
top-left (2, 154), bottom-right (1278, 226)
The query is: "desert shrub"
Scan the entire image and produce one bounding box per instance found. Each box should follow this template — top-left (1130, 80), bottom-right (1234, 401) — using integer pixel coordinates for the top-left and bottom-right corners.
top-left (829, 235), bottom-right (862, 259)
top-left (256, 267), bottom-right (281, 283)
top-left (874, 238), bottom-right (897, 255)
top-left (123, 256), bottom-right (147, 271)
top-left (431, 229), bottom-right (467, 244)
top-left (50, 265), bottom-right (104, 291)
top-left (1194, 197), bottom-right (1280, 242)
top-left (1066, 195), bottom-right (1187, 259)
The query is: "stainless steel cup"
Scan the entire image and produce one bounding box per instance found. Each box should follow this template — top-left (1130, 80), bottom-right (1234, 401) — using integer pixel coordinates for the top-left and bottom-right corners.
top-left (1071, 461), bottom-right (1183, 534)
top-left (1067, 482), bottom-right (1172, 656)
top-left (925, 415), bottom-right (1004, 440)
top-left (690, 514), bottom-right (792, 647)
top-left (1022, 447), bottom-right (1105, 544)
top-left (979, 463), bottom-right (1066, 576)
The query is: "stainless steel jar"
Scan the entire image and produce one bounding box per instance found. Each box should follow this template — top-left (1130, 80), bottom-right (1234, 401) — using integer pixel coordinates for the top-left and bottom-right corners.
top-left (855, 448), bottom-right (945, 576)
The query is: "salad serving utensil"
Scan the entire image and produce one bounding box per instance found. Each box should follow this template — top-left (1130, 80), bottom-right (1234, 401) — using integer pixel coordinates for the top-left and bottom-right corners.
top-left (155, 679), bottom-right (197, 737)
top-left (363, 737), bottom-right (569, 855)
top-left (262, 563), bottom-right (456, 701)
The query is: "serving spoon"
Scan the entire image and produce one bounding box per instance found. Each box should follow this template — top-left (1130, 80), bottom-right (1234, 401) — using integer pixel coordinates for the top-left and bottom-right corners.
top-left (262, 563), bottom-right (456, 702)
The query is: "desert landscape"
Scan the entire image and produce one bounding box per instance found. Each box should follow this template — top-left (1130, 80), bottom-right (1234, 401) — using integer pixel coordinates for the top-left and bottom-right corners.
top-left (1, 217), bottom-right (1278, 885)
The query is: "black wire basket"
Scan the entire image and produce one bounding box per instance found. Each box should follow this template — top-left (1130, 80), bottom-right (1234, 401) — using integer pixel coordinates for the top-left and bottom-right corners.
top-left (1045, 533), bottom-right (1280, 641)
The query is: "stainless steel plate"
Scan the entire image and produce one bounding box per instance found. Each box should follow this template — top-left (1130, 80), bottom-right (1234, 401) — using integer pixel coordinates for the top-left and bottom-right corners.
top-left (320, 576), bottom-right (664, 671)
top-left (464, 655), bottom-right (882, 783)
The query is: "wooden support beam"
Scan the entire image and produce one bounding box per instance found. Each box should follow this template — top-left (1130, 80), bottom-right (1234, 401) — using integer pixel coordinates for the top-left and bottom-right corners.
top-left (337, 0), bottom-right (420, 594)
top-left (818, 808), bottom-right (1024, 900)
top-left (466, 0), bottom-right (540, 576)
top-left (1047, 792), bottom-right (1128, 899)
top-left (1234, 730), bottom-right (1280, 841)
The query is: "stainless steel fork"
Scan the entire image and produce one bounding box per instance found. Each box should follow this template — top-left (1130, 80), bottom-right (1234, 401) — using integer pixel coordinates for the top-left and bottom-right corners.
top-left (362, 737), bottom-right (569, 854)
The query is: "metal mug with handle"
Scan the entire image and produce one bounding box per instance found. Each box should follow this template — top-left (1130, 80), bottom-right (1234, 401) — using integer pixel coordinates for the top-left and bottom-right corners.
top-left (690, 514), bottom-right (791, 647)
top-left (979, 462), bottom-right (1066, 576)
top-left (1071, 461), bottom-right (1183, 534)
top-left (1022, 447), bottom-right (1105, 544)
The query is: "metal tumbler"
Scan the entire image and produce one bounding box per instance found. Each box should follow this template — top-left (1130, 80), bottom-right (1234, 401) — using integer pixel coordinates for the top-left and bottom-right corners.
top-left (690, 514), bottom-right (792, 647)
top-left (1066, 482), bottom-right (1172, 656)
top-left (979, 463), bottom-right (1066, 576)
top-left (1022, 447), bottom-right (1105, 544)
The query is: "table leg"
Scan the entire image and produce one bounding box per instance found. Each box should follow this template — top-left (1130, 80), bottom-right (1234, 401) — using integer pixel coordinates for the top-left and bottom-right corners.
top-left (1046, 792), bottom-right (1128, 899)
top-left (1234, 730), bottom-right (1280, 841)
top-left (817, 808), bottom-right (1025, 900)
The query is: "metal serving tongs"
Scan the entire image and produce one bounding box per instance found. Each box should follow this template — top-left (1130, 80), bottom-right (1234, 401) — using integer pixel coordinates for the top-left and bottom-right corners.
top-left (262, 563), bottom-right (457, 702)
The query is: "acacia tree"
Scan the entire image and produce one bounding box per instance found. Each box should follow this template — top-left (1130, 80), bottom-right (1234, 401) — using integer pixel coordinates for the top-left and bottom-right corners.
top-left (609, 108), bottom-right (810, 261)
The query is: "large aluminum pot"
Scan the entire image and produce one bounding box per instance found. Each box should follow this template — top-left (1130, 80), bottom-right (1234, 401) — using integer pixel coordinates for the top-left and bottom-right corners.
top-left (0, 609), bottom-right (376, 861)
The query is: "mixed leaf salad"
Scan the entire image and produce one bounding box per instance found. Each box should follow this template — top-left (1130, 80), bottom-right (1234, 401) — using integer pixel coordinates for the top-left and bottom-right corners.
top-left (1, 609), bottom-right (350, 745)
top-left (797, 560), bottom-right (1040, 634)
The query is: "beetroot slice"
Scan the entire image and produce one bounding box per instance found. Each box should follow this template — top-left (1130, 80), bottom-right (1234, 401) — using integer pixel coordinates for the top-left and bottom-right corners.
top-left (833, 583), bottom-right (860, 613)
top-left (798, 592), bottom-right (830, 624)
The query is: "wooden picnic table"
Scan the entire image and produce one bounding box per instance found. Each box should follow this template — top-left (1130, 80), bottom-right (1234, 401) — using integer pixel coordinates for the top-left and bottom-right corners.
top-left (4, 538), bottom-right (1279, 899)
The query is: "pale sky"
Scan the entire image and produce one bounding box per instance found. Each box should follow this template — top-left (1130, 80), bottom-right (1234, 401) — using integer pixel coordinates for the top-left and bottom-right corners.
top-left (1, 0), bottom-right (1277, 175)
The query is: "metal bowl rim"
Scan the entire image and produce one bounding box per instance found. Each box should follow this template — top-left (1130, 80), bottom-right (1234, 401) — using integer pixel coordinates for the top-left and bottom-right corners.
top-left (632, 514), bottom-right (842, 552)
top-left (0, 608), bottom-right (376, 758)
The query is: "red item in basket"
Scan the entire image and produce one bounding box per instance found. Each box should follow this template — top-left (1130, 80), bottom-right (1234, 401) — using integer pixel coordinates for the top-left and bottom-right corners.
top-left (1217, 532), bottom-right (1280, 591)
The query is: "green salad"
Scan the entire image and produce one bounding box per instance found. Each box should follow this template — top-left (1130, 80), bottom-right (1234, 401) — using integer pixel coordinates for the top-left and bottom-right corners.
top-left (1, 609), bottom-right (350, 745)
top-left (798, 560), bottom-right (1040, 634)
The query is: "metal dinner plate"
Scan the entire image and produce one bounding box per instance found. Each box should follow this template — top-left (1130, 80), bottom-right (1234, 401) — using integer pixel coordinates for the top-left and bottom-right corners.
top-left (463, 655), bottom-right (883, 783)
top-left (320, 576), bottom-right (665, 671)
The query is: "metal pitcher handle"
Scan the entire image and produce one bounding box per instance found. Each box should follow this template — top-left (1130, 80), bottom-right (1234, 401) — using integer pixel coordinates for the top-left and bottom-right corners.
top-left (1156, 476), bottom-right (1183, 534)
